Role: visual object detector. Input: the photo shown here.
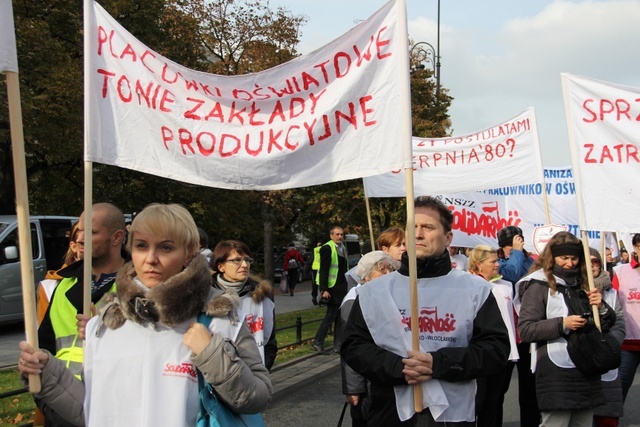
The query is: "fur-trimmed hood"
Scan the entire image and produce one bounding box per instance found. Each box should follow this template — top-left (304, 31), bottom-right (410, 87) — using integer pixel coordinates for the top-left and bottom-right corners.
top-left (98, 254), bottom-right (240, 330)
top-left (212, 272), bottom-right (273, 303)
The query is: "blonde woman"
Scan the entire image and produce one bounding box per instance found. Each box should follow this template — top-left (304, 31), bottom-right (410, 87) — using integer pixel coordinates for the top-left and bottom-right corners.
top-left (468, 245), bottom-right (519, 427)
top-left (18, 204), bottom-right (271, 426)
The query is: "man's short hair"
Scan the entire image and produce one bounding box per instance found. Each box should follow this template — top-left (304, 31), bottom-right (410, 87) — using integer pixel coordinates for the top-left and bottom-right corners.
top-left (414, 196), bottom-right (453, 233)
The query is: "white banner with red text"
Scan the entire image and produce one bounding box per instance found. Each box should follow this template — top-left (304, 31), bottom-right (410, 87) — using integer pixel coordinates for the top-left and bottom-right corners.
top-left (363, 108), bottom-right (544, 197)
top-left (0, 0), bottom-right (18, 73)
top-left (562, 73), bottom-right (640, 233)
top-left (441, 166), bottom-right (620, 253)
top-left (85, 0), bottom-right (407, 190)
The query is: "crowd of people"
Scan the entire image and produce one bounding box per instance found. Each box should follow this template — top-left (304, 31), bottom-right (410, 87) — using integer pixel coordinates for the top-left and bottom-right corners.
top-left (16, 198), bottom-right (640, 427)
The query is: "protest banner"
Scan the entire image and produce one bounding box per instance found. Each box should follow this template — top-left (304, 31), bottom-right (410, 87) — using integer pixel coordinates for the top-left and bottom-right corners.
top-left (1, 0), bottom-right (40, 392)
top-left (562, 73), bottom-right (640, 233)
top-left (85, 0), bottom-right (406, 190)
top-left (363, 107), bottom-right (544, 197)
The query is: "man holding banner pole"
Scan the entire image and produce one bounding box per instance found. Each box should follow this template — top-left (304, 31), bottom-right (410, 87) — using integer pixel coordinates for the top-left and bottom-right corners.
top-left (341, 196), bottom-right (509, 426)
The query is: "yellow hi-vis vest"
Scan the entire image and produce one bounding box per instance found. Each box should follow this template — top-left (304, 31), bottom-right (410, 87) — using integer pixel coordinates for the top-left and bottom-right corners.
top-left (49, 277), bottom-right (116, 378)
top-left (315, 240), bottom-right (343, 288)
top-left (312, 246), bottom-right (321, 271)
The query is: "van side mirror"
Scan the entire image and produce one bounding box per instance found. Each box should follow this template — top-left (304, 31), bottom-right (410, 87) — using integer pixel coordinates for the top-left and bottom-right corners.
top-left (3, 246), bottom-right (19, 262)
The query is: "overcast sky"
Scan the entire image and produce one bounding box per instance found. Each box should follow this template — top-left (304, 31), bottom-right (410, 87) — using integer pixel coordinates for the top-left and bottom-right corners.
top-left (271, 0), bottom-right (640, 167)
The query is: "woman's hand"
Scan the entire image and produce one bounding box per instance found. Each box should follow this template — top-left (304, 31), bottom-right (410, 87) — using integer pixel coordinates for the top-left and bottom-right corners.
top-left (402, 350), bottom-right (433, 384)
top-left (183, 322), bottom-right (213, 355)
top-left (563, 315), bottom-right (587, 331)
top-left (18, 341), bottom-right (49, 378)
top-left (587, 289), bottom-right (603, 308)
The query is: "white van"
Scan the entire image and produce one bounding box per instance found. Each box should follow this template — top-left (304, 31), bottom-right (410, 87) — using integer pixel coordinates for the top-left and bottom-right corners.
top-left (0, 215), bottom-right (78, 325)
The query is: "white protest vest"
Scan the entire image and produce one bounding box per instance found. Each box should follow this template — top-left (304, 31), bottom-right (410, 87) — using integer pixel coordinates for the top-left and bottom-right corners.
top-left (491, 279), bottom-right (519, 361)
top-left (615, 264), bottom-right (640, 341)
top-left (83, 311), bottom-right (242, 427)
top-left (601, 288), bottom-right (619, 382)
top-left (340, 284), bottom-right (361, 309)
top-left (358, 270), bottom-right (493, 423)
top-left (240, 296), bottom-right (274, 366)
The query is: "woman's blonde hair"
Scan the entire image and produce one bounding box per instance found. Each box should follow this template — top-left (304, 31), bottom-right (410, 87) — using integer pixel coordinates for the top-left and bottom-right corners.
top-left (127, 204), bottom-right (200, 257)
top-left (468, 245), bottom-right (496, 275)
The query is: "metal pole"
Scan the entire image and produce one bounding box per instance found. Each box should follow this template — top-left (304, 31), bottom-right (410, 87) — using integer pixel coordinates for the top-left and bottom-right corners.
top-left (436, 0), bottom-right (441, 95)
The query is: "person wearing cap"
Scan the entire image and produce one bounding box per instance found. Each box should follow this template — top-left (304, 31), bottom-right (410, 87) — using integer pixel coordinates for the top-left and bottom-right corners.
top-left (342, 196), bottom-right (509, 426)
top-left (516, 231), bottom-right (615, 427)
top-left (340, 251), bottom-right (400, 426)
top-left (496, 225), bottom-right (534, 286)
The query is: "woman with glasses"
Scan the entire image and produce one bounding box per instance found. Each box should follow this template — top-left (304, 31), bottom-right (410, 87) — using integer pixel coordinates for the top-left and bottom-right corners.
top-left (516, 231), bottom-right (616, 427)
top-left (589, 247), bottom-right (626, 427)
top-left (339, 251), bottom-right (399, 426)
top-left (612, 233), bottom-right (640, 407)
top-left (211, 240), bottom-right (277, 370)
top-left (468, 245), bottom-right (519, 427)
top-left (18, 204), bottom-right (271, 426)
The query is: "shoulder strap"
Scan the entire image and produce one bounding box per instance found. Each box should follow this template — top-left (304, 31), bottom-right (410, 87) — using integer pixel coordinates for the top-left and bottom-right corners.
top-left (196, 312), bottom-right (213, 391)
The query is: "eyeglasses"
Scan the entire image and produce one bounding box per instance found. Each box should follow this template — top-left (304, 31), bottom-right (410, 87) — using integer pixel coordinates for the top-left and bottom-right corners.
top-left (590, 258), bottom-right (601, 266)
top-left (377, 263), bottom-right (395, 273)
top-left (635, 244), bottom-right (640, 250)
top-left (225, 257), bottom-right (254, 266)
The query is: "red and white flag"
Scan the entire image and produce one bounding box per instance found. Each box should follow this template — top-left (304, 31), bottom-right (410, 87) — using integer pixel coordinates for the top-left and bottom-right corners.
top-left (84, 0), bottom-right (407, 190)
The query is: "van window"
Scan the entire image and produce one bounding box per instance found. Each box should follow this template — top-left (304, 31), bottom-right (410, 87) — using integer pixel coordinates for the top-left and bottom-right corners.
top-left (0, 223), bottom-right (39, 263)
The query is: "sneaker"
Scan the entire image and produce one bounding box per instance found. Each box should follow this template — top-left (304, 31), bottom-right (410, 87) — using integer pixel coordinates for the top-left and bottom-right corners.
top-left (310, 342), bottom-right (324, 353)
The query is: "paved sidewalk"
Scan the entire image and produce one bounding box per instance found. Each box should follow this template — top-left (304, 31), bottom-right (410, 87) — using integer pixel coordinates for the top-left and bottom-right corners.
top-left (269, 352), bottom-right (341, 403)
top-left (272, 279), bottom-right (318, 315)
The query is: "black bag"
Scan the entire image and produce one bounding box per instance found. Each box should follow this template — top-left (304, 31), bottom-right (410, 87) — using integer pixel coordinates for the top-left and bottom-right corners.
top-left (558, 285), bottom-right (621, 376)
top-left (565, 325), bottom-right (621, 376)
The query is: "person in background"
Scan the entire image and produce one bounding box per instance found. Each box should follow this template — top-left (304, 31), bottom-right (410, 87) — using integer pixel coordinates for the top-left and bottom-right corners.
top-left (283, 243), bottom-right (305, 297)
top-left (311, 237), bottom-right (323, 305)
top-left (311, 226), bottom-right (349, 354)
top-left (18, 203), bottom-right (272, 427)
top-left (517, 231), bottom-right (615, 427)
top-left (590, 247), bottom-right (626, 427)
top-left (376, 227), bottom-right (406, 262)
top-left (468, 245), bottom-right (518, 427)
top-left (340, 251), bottom-right (400, 427)
top-left (211, 240), bottom-right (277, 370)
top-left (496, 224), bottom-right (538, 427)
top-left (612, 233), bottom-right (640, 405)
top-left (449, 245), bottom-right (469, 271)
top-left (606, 247), bottom-right (619, 280)
top-left (37, 203), bottom-right (126, 427)
top-left (36, 221), bottom-right (83, 325)
top-left (497, 226), bottom-right (534, 286)
top-left (619, 249), bottom-right (629, 265)
top-left (197, 227), bottom-right (212, 264)
top-left (342, 196), bottom-right (509, 426)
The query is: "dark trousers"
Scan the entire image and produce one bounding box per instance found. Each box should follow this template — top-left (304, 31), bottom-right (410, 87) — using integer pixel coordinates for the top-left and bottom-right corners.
top-left (515, 342), bottom-right (540, 427)
top-left (476, 361), bottom-right (515, 427)
top-left (287, 268), bottom-right (299, 291)
top-left (311, 271), bottom-right (318, 299)
top-left (314, 303), bottom-right (340, 349)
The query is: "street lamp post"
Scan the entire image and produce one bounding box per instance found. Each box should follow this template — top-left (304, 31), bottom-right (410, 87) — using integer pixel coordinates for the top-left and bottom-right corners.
top-left (410, 0), bottom-right (441, 95)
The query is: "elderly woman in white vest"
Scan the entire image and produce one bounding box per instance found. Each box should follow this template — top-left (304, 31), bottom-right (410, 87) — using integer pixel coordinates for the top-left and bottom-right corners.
top-left (340, 250), bottom-right (400, 427)
top-left (17, 203), bottom-right (271, 427)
